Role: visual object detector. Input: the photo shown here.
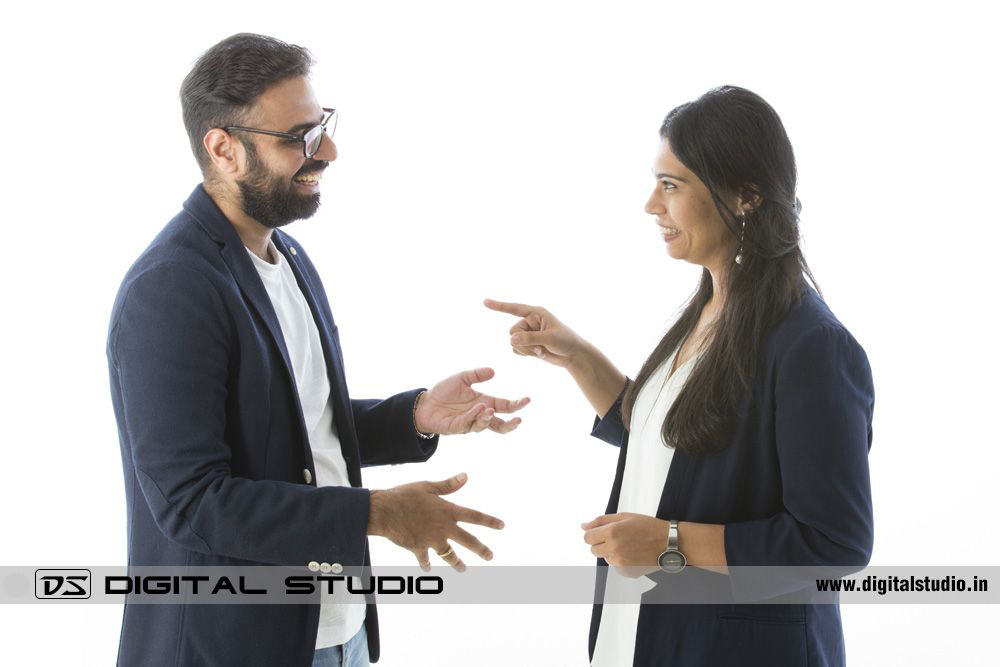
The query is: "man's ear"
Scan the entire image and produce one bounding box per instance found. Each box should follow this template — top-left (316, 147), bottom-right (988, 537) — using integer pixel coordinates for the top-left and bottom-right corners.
top-left (203, 128), bottom-right (242, 177)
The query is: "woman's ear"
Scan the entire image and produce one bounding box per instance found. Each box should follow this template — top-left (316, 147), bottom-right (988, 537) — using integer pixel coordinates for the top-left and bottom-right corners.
top-left (738, 184), bottom-right (764, 214)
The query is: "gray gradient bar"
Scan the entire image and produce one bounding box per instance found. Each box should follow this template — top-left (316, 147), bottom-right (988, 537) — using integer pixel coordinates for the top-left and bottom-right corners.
top-left (3, 566), bottom-right (995, 604)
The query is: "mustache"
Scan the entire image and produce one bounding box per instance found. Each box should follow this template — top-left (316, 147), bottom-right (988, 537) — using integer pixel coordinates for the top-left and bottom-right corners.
top-left (294, 162), bottom-right (328, 179)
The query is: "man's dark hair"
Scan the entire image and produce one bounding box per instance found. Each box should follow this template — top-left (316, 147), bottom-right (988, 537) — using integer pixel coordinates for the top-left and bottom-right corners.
top-left (180, 33), bottom-right (314, 175)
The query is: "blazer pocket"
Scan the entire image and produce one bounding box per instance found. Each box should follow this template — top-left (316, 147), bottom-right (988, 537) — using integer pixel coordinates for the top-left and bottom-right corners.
top-left (711, 611), bottom-right (809, 667)
top-left (717, 614), bottom-right (806, 625)
top-left (716, 603), bottom-right (806, 624)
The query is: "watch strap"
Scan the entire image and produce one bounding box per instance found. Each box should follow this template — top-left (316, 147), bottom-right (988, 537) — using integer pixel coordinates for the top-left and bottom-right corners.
top-left (667, 519), bottom-right (679, 551)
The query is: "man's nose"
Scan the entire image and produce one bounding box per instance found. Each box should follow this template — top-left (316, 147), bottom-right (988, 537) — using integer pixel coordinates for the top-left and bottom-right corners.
top-left (313, 134), bottom-right (337, 162)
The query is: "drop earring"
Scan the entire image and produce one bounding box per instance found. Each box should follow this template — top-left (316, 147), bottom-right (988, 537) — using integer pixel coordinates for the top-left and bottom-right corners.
top-left (734, 210), bottom-right (746, 265)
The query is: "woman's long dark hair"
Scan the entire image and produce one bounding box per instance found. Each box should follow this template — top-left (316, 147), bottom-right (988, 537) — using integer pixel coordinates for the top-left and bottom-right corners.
top-left (620, 85), bottom-right (820, 455)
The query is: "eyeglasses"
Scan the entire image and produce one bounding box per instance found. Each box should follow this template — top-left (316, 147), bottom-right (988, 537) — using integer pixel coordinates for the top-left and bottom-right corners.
top-left (223, 108), bottom-right (338, 159)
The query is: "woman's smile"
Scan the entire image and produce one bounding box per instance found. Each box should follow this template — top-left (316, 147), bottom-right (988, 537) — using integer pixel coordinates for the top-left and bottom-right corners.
top-left (658, 224), bottom-right (681, 242)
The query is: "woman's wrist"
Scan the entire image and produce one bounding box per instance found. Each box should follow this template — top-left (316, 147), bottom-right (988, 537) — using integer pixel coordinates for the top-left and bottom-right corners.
top-left (565, 339), bottom-right (628, 417)
top-left (565, 338), bottom-right (597, 377)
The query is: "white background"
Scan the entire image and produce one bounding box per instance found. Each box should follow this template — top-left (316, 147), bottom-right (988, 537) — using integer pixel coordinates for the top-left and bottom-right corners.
top-left (1, 0), bottom-right (998, 664)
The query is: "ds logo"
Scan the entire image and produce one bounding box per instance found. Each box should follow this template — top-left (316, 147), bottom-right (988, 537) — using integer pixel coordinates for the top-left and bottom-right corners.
top-left (35, 569), bottom-right (91, 599)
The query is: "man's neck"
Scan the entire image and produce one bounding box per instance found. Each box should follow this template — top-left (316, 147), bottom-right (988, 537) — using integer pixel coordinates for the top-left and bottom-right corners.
top-left (204, 181), bottom-right (274, 262)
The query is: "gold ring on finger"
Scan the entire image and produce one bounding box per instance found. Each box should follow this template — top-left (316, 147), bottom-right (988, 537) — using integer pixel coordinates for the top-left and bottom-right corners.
top-left (437, 546), bottom-right (454, 559)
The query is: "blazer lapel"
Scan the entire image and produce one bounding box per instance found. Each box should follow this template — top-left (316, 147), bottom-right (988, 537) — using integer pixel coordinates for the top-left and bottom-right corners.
top-left (272, 232), bottom-right (363, 481)
top-left (220, 243), bottom-right (295, 370)
top-left (183, 185), bottom-right (315, 466)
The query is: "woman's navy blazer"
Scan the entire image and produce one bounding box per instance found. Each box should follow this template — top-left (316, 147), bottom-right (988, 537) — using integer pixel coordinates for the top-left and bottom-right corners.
top-left (588, 284), bottom-right (875, 667)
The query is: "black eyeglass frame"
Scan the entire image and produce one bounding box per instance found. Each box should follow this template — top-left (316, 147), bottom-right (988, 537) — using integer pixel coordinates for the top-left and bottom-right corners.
top-left (223, 107), bottom-right (337, 158)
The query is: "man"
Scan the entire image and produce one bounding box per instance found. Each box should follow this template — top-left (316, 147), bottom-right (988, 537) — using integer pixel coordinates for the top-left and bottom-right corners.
top-left (106, 33), bottom-right (528, 666)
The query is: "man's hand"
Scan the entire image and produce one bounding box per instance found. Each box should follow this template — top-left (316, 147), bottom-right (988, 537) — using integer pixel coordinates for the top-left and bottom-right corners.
top-left (368, 473), bottom-right (504, 571)
top-left (415, 368), bottom-right (530, 435)
top-left (581, 512), bottom-right (669, 577)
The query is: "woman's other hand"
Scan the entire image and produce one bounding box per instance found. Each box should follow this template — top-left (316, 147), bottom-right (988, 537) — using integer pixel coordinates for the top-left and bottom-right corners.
top-left (582, 513), bottom-right (728, 575)
top-left (581, 513), bottom-right (669, 570)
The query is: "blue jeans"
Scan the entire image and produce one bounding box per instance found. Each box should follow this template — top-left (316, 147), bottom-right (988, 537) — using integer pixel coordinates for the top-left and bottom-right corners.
top-left (312, 624), bottom-right (369, 667)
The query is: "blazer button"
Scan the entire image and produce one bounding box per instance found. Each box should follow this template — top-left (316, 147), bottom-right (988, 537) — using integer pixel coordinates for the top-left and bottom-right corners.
top-left (289, 246), bottom-right (298, 255)
top-left (308, 561), bottom-right (320, 572)
top-left (303, 469), bottom-right (313, 484)
top-left (330, 563), bottom-right (343, 574)
top-left (319, 562), bottom-right (332, 573)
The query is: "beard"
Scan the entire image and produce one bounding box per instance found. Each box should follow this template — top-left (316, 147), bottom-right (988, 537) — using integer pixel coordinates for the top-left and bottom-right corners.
top-left (236, 141), bottom-right (323, 229)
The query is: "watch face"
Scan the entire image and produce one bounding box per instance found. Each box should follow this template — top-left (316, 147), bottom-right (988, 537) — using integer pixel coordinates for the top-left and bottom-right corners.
top-left (658, 550), bottom-right (686, 574)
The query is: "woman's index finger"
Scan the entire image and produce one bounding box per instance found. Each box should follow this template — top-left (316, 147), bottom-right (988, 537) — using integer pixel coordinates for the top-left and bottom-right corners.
top-left (483, 298), bottom-right (534, 317)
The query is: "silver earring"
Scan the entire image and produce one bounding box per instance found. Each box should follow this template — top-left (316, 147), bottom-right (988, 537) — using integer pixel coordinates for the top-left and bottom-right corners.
top-left (734, 211), bottom-right (746, 265)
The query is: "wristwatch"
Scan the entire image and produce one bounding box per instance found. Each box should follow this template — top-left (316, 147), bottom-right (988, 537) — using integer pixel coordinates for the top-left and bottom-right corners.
top-left (657, 520), bottom-right (686, 574)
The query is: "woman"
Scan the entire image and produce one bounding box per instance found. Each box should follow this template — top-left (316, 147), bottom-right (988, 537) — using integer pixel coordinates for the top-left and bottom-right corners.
top-left (485, 85), bottom-right (874, 666)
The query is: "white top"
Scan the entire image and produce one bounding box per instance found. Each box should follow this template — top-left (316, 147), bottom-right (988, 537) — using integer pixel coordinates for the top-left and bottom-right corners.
top-left (247, 241), bottom-right (366, 649)
top-left (591, 347), bottom-right (699, 667)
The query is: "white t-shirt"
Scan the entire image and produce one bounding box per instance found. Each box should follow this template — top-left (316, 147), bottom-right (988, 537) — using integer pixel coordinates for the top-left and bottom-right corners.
top-left (247, 241), bottom-right (366, 649)
top-left (591, 347), bottom-right (698, 667)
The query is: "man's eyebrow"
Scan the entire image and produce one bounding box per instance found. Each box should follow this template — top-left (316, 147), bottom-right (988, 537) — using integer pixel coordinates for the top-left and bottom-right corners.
top-left (284, 114), bottom-right (324, 135)
top-left (655, 171), bottom-right (688, 183)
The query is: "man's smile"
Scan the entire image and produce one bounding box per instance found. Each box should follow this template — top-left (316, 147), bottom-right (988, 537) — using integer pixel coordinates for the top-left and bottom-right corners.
top-left (292, 168), bottom-right (323, 188)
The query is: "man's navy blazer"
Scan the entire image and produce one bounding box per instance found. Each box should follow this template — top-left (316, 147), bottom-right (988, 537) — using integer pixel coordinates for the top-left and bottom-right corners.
top-left (107, 185), bottom-right (436, 665)
top-left (588, 285), bottom-right (875, 667)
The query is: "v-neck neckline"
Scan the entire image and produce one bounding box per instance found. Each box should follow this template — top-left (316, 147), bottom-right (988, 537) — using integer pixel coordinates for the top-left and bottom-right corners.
top-left (632, 347), bottom-right (698, 436)
top-left (667, 345), bottom-right (699, 382)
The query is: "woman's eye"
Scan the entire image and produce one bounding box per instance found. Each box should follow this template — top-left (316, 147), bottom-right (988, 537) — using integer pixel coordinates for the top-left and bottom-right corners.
top-left (660, 181), bottom-right (676, 191)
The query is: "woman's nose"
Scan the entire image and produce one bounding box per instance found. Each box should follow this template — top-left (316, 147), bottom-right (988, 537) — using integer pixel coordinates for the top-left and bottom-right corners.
top-left (644, 191), bottom-right (660, 215)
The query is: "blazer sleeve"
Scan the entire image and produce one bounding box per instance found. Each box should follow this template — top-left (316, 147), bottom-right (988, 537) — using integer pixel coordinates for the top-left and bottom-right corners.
top-left (352, 392), bottom-right (439, 467)
top-left (109, 263), bottom-right (370, 567)
top-left (589, 379), bottom-right (632, 447)
top-left (723, 325), bottom-right (875, 580)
